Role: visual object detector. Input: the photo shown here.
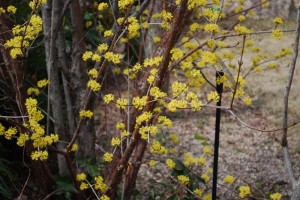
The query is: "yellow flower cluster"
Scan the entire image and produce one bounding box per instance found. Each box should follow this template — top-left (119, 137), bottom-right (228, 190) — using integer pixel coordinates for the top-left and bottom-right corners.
top-left (185, 70), bottom-right (205, 88)
top-left (27, 87), bottom-right (40, 96)
top-left (104, 52), bottom-right (123, 64)
top-left (204, 24), bottom-right (220, 33)
top-left (98, 2), bottom-right (108, 11)
top-left (118, 0), bottom-right (134, 10)
top-left (82, 51), bottom-right (93, 61)
top-left (17, 133), bottom-right (29, 146)
top-left (149, 160), bottom-right (157, 166)
top-left (104, 30), bottom-right (113, 37)
top-left (157, 116), bottom-right (172, 128)
top-left (203, 8), bottom-right (221, 22)
top-left (176, 0), bottom-right (207, 10)
top-left (79, 110), bottom-right (94, 118)
top-left (150, 87), bottom-right (167, 100)
top-left (183, 152), bottom-right (206, 166)
top-left (223, 175), bottom-right (235, 184)
top-left (239, 186), bottom-right (251, 198)
top-left (273, 17), bottom-right (283, 25)
top-left (139, 125), bottom-right (158, 139)
top-left (127, 17), bottom-right (141, 39)
top-left (88, 69), bottom-right (99, 79)
top-left (177, 175), bottom-right (189, 185)
top-left (270, 193), bottom-right (282, 200)
top-left (111, 137), bottom-right (121, 146)
top-left (201, 173), bottom-right (210, 183)
top-left (97, 43), bottom-right (109, 53)
top-left (4, 14), bottom-right (43, 59)
top-left (136, 112), bottom-right (153, 125)
top-left (104, 94), bottom-right (114, 104)
top-left (70, 143), bottom-right (78, 152)
top-left (104, 152), bottom-right (113, 162)
top-left (144, 56), bottom-right (163, 67)
top-left (2, 127), bottom-right (17, 140)
top-left (87, 80), bottom-right (101, 92)
top-left (198, 51), bottom-right (217, 67)
top-left (116, 98), bottom-right (128, 109)
top-left (37, 79), bottom-right (49, 88)
top-left (166, 158), bottom-right (176, 169)
top-left (7, 6), bottom-right (17, 14)
top-left (94, 176), bottom-right (108, 193)
top-left (170, 48), bottom-right (184, 61)
top-left (31, 150), bottom-right (48, 160)
top-left (150, 141), bottom-right (167, 154)
top-left (171, 81), bottom-right (188, 98)
top-left (170, 134), bottom-right (178, 144)
top-left (168, 99), bottom-right (188, 112)
top-left (29, 0), bottom-right (47, 10)
top-left (234, 24), bottom-right (251, 35)
top-left (116, 122), bottom-right (125, 130)
top-left (272, 29), bottom-right (283, 40)
top-left (194, 188), bottom-right (203, 197)
top-left (207, 91), bottom-right (220, 103)
top-left (100, 195), bottom-right (110, 200)
top-left (132, 96), bottom-right (147, 110)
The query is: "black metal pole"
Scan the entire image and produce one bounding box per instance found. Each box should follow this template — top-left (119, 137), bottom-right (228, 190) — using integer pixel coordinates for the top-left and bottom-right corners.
top-left (212, 71), bottom-right (224, 200)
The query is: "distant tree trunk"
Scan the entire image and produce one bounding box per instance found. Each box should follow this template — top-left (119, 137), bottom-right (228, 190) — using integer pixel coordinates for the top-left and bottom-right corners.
top-left (69, 0), bottom-right (96, 160)
top-left (42, 0), bottom-right (69, 176)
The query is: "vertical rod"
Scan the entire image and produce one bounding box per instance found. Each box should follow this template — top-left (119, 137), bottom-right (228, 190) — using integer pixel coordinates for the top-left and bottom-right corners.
top-left (212, 71), bottom-right (224, 200)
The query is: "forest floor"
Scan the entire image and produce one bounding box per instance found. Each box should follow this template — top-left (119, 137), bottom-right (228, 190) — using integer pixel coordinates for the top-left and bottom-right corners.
top-left (134, 21), bottom-right (300, 200)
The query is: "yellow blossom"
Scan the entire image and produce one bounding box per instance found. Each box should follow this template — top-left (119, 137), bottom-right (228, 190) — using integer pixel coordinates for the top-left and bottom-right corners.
top-left (70, 143), bottom-right (78, 152)
top-left (118, 0), bottom-right (134, 9)
top-left (80, 182), bottom-right (89, 190)
top-left (7, 6), bottom-right (17, 14)
top-left (273, 17), bottom-right (283, 25)
top-left (272, 29), bottom-right (283, 40)
top-left (76, 173), bottom-right (87, 181)
top-left (37, 79), bottom-right (49, 88)
top-left (203, 147), bottom-right (213, 154)
top-left (239, 186), bottom-right (251, 198)
top-left (136, 112), bottom-right (152, 125)
top-left (178, 175), bottom-right (189, 185)
top-left (201, 173), bottom-right (210, 183)
top-left (17, 133), bottom-right (29, 146)
top-left (171, 81), bottom-right (188, 98)
top-left (98, 2), bottom-right (109, 11)
top-left (88, 69), bottom-right (99, 79)
top-left (85, 21), bottom-right (92, 28)
top-left (27, 87), bottom-right (40, 96)
top-left (100, 195), bottom-right (110, 200)
top-left (132, 96), bottom-right (147, 110)
top-left (116, 122), bottom-right (125, 130)
top-left (270, 193), bottom-right (282, 200)
top-left (94, 176), bottom-right (108, 192)
top-left (92, 53), bottom-right (101, 62)
top-left (194, 188), bottom-right (203, 197)
top-left (116, 98), bottom-right (128, 110)
top-left (166, 159), bottom-right (176, 169)
top-left (104, 52), bottom-right (123, 64)
top-left (204, 24), bottom-right (220, 33)
top-left (104, 152), bottom-right (113, 162)
top-left (5, 127), bottom-right (17, 140)
top-left (207, 91), bottom-right (220, 103)
top-left (104, 30), bottom-right (113, 37)
top-left (234, 24), bottom-right (251, 35)
top-left (79, 110), bottom-right (94, 118)
top-left (111, 137), bottom-right (121, 146)
top-left (87, 80), bottom-right (101, 92)
top-left (104, 94), bottom-right (114, 104)
top-left (223, 175), bottom-right (235, 184)
top-left (82, 51), bottom-right (93, 61)
top-left (149, 160), bottom-right (157, 166)
top-left (97, 43), bottom-right (109, 53)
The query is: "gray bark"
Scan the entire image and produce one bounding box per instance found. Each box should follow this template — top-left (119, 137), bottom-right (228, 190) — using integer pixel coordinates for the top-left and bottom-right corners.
top-left (69, 0), bottom-right (95, 160)
top-left (42, 0), bottom-right (68, 176)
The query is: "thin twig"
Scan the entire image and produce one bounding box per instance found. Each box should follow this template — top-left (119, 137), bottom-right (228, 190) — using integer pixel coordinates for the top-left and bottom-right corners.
top-left (281, 3), bottom-right (300, 187)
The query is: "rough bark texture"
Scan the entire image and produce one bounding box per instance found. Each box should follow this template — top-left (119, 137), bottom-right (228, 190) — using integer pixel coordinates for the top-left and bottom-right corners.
top-left (42, 0), bottom-right (69, 176)
top-left (69, 0), bottom-right (96, 160)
